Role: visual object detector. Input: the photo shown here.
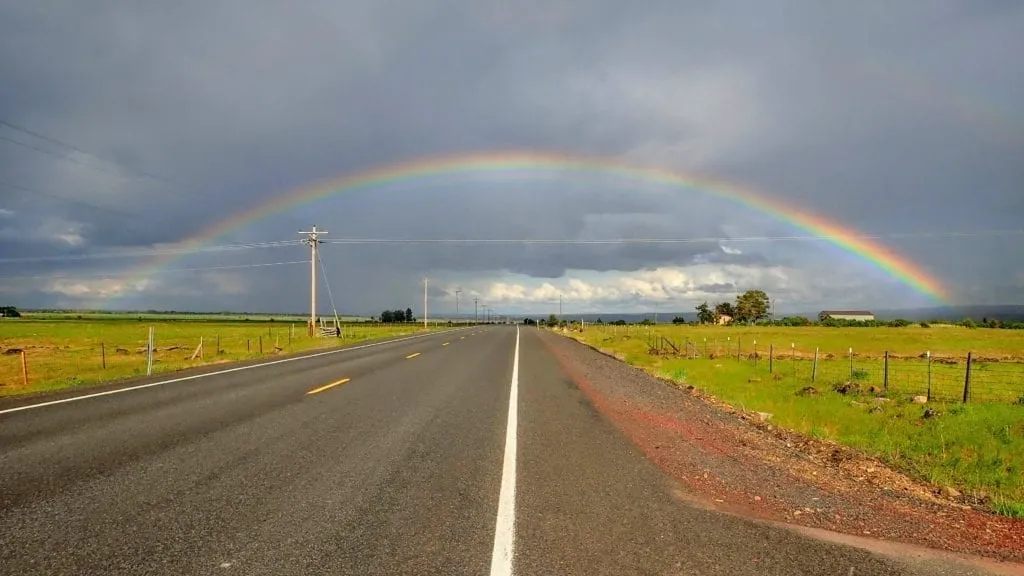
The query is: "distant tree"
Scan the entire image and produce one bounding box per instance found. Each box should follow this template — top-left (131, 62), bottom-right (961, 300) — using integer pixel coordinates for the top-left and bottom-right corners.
top-left (778, 316), bottom-right (811, 326)
top-left (714, 302), bottom-right (735, 322)
top-left (672, 316), bottom-right (687, 324)
top-left (595, 317), bottom-right (604, 324)
top-left (961, 317), bottom-right (977, 329)
top-left (639, 318), bottom-right (653, 326)
top-left (547, 314), bottom-right (559, 327)
top-left (0, 306), bottom-right (20, 318)
top-left (920, 321), bottom-right (931, 328)
top-left (405, 308), bottom-right (413, 322)
top-left (734, 290), bottom-right (770, 324)
top-left (818, 311), bottom-right (832, 323)
top-left (612, 319), bottom-right (627, 326)
top-left (381, 310), bottom-right (394, 323)
top-left (695, 301), bottom-right (715, 325)
top-left (888, 318), bottom-right (911, 327)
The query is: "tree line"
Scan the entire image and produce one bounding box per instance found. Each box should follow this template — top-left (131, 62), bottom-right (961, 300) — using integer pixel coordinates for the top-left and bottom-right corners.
top-left (378, 308), bottom-right (415, 323)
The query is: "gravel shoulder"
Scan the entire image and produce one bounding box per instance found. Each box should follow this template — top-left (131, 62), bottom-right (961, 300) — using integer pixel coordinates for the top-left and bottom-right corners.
top-left (538, 329), bottom-right (1024, 569)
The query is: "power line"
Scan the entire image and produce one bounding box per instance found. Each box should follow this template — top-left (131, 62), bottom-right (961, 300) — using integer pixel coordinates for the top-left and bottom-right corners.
top-left (0, 239), bottom-right (305, 265)
top-left (3, 228), bottom-right (1017, 268)
top-left (0, 178), bottom-right (142, 218)
top-left (320, 229), bottom-right (1024, 245)
top-left (0, 133), bottom-right (130, 180)
top-left (0, 260), bottom-right (308, 281)
top-left (0, 120), bottom-right (202, 197)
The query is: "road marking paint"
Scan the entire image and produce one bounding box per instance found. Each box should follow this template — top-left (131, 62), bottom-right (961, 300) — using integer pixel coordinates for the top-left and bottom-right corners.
top-left (0, 329), bottom-right (464, 416)
top-left (460, 336), bottom-right (466, 340)
top-left (490, 325), bottom-right (519, 576)
top-left (306, 378), bottom-right (351, 395)
top-left (443, 342), bottom-right (450, 346)
top-left (405, 352), bottom-right (421, 359)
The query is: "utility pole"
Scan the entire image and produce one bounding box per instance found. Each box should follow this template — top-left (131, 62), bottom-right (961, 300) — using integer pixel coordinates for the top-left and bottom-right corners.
top-left (423, 277), bottom-right (428, 329)
top-left (474, 297), bottom-right (479, 324)
top-left (771, 298), bottom-right (777, 324)
top-left (455, 289), bottom-right (462, 323)
top-left (299, 225), bottom-right (328, 336)
top-left (559, 294), bottom-right (563, 317)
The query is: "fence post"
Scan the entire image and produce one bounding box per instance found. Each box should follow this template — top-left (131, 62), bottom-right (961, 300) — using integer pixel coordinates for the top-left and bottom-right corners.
top-left (883, 350), bottom-right (889, 393)
top-left (769, 344), bottom-right (774, 373)
top-left (259, 336), bottom-right (263, 354)
top-left (962, 352), bottom-right (972, 403)
top-left (753, 340), bottom-right (758, 369)
top-left (147, 326), bottom-right (155, 376)
top-left (791, 343), bottom-right (796, 378)
top-left (101, 342), bottom-right (106, 370)
top-left (737, 336), bottom-right (742, 361)
top-left (21, 350), bottom-right (28, 387)
top-left (848, 347), bottom-right (854, 381)
top-left (812, 347), bottom-right (819, 382)
top-left (200, 337), bottom-right (204, 361)
top-left (247, 339), bottom-right (251, 352)
top-left (703, 337), bottom-right (707, 358)
top-left (926, 351), bottom-right (932, 401)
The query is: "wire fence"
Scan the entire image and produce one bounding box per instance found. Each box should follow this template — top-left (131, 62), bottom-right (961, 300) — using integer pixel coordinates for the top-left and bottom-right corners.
top-left (574, 324), bottom-right (1024, 405)
top-left (0, 322), bottom-right (449, 393)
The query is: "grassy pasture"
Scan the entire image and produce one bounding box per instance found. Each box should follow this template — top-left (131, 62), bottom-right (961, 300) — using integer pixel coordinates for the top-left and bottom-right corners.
top-left (570, 323), bottom-right (1024, 516)
top-left (0, 318), bottom-right (442, 396)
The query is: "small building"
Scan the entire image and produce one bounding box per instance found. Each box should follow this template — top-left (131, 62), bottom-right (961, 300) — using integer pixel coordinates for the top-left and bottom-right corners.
top-left (819, 310), bottom-right (875, 322)
top-left (717, 314), bottom-right (733, 326)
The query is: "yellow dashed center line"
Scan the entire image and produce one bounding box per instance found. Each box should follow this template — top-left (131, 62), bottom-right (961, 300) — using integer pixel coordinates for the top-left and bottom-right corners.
top-left (306, 378), bottom-right (351, 395)
top-left (406, 352), bottom-right (421, 359)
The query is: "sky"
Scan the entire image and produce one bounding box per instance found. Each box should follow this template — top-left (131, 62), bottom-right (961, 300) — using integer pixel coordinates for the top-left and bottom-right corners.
top-left (0, 1), bottom-right (1022, 317)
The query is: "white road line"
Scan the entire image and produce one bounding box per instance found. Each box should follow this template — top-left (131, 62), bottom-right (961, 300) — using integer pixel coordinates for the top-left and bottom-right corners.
top-left (490, 325), bottom-right (519, 576)
top-left (0, 330), bottom-right (453, 416)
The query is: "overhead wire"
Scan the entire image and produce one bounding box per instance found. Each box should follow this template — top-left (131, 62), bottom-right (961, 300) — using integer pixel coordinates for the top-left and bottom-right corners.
top-left (0, 260), bottom-right (309, 281)
top-left (320, 229), bottom-right (1024, 245)
top-left (0, 178), bottom-right (142, 218)
top-left (316, 247), bottom-right (342, 321)
top-left (0, 120), bottom-right (204, 198)
top-left (0, 239), bottom-right (306, 265)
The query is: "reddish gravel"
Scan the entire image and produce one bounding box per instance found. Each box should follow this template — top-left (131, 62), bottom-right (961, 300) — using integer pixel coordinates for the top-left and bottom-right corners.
top-left (540, 330), bottom-right (1024, 564)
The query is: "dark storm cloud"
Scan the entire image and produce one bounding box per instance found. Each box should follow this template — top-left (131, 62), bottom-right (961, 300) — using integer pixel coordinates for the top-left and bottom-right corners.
top-left (0, 0), bottom-right (1021, 312)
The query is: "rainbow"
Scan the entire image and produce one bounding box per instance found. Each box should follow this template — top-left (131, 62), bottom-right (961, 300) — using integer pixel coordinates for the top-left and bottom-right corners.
top-left (116, 151), bottom-right (949, 302)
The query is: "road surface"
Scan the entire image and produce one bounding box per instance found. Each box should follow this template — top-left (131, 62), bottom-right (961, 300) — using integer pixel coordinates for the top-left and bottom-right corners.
top-left (0, 326), bottom-right (998, 575)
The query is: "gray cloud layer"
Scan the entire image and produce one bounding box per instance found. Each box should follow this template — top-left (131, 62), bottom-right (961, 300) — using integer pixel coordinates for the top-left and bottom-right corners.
top-left (1, 1), bottom-right (1021, 314)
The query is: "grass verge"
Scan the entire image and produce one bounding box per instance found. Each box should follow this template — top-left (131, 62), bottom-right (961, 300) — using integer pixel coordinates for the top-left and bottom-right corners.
top-left (0, 319), bottom-right (446, 397)
top-left (570, 325), bottom-right (1024, 516)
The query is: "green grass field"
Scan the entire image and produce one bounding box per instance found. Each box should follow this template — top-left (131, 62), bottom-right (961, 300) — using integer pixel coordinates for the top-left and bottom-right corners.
top-left (570, 323), bottom-right (1024, 517)
top-left (0, 318), bottom-right (447, 396)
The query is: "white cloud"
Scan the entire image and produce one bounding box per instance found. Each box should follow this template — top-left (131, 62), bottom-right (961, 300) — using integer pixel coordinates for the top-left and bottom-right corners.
top-left (721, 244), bottom-right (742, 255)
top-left (0, 208), bottom-right (14, 217)
top-left (42, 277), bottom-right (154, 299)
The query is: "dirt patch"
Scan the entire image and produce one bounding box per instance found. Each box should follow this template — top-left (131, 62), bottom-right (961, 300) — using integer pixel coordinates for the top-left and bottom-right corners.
top-left (541, 331), bottom-right (1024, 564)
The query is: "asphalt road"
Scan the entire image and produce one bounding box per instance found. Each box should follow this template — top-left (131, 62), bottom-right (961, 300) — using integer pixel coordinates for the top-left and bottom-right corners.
top-left (0, 326), bottom-right (998, 575)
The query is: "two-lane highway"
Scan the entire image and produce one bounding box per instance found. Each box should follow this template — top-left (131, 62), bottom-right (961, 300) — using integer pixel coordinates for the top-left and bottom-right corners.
top-left (0, 326), bottom-right (993, 575)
